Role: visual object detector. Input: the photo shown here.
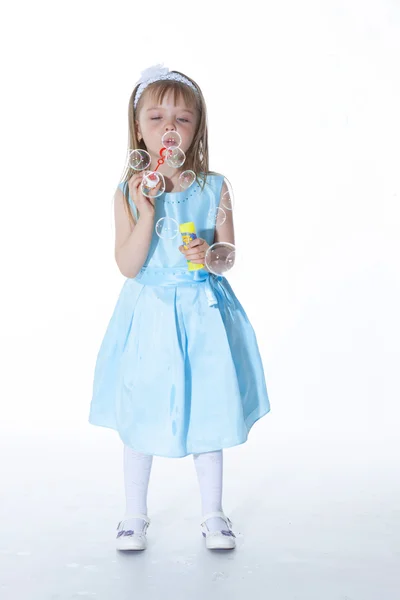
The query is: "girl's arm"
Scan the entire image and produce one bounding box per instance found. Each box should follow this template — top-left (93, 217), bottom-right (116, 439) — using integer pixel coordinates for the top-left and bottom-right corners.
top-left (114, 187), bottom-right (154, 278)
top-left (213, 179), bottom-right (235, 246)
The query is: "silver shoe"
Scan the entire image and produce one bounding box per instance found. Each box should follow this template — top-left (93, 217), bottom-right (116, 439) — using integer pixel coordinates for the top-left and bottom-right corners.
top-left (200, 511), bottom-right (236, 550)
top-left (116, 513), bottom-right (150, 551)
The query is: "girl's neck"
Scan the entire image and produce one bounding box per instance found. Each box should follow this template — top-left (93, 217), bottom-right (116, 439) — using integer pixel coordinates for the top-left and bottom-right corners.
top-left (163, 175), bottom-right (182, 193)
top-left (153, 166), bottom-right (182, 193)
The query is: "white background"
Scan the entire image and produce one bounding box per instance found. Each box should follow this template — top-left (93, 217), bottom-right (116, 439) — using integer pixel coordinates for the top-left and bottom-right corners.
top-left (0, 1), bottom-right (399, 598)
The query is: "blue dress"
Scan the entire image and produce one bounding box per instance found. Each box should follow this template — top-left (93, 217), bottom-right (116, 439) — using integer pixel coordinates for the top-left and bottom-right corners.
top-left (88, 172), bottom-right (270, 458)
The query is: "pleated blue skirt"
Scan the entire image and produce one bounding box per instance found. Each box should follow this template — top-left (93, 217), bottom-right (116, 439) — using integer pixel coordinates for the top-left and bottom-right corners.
top-left (89, 268), bottom-right (270, 457)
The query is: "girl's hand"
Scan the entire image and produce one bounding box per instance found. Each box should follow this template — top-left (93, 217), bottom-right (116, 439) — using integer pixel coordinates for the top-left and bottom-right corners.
top-left (179, 237), bottom-right (210, 265)
top-left (128, 172), bottom-right (161, 219)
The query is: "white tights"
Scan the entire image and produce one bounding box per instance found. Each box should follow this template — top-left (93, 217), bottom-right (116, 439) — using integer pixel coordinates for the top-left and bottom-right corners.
top-left (123, 445), bottom-right (226, 533)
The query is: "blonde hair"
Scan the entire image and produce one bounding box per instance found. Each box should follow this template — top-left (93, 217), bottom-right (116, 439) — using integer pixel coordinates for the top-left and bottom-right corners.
top-left (118, 70), bottom-right (218, 224)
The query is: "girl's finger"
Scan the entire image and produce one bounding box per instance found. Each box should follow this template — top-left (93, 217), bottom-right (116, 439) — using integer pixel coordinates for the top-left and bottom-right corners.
top-left (188, 238), bottom-right (203, 248)
top-left (186, 252), bottom-right (204, 260)
top-left (145, 179), bottom-right (163, 199)
top-left (128, 177), bottom-right (143, 194)
top-left (129, 173), bottom-right (144, 184)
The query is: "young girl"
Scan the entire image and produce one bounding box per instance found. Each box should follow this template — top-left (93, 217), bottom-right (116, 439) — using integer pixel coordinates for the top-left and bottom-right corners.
top-left (88, 64), bottom-right (271, 552)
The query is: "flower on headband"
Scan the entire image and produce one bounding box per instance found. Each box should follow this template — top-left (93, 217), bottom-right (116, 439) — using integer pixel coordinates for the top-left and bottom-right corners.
top-left (137, 64), bottom-right (169, 85)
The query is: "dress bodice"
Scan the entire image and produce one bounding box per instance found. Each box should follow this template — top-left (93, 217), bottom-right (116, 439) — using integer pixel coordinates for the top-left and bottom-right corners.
top-left (118, 172), bottom-right (224, 271)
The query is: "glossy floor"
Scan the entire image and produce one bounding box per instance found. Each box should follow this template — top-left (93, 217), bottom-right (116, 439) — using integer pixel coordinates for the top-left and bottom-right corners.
top-left (0, 425), bottom-right (398, 600)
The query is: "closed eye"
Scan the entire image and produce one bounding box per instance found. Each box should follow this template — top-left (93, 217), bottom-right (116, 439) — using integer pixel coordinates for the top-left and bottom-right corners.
top-left (150, 117), bottom-right (190, 122)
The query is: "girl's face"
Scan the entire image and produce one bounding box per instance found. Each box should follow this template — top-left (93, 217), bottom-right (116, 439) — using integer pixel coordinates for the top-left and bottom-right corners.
top-left (135, 89), bottom-right (198, 160)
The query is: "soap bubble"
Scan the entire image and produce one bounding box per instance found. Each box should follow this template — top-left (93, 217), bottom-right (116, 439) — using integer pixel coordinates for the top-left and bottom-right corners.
top-left (155, 217), bottom-right (179, 240)
top-left (179, 170), bottom-right (196, 189)
top-left (221, 177), bottom-right (235, 211)
top-left (141, 170), bottom-right (165, 198)
top-left (162, 131), bottom-right (182, 150)
top-left (165, 147), bottom-right (186, 168)
top-left (205, 243), bottom-right (236, 275)
top-left (128, 149), bottom-right (151, 171)
top-left (207, 207), bottom-right (227, 228)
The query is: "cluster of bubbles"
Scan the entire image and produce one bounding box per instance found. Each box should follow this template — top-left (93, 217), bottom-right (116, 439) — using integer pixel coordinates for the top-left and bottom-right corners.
top-left (128, 131), bottom-right (196, 198)
top-left (127, 133), bottom-right (236, 275)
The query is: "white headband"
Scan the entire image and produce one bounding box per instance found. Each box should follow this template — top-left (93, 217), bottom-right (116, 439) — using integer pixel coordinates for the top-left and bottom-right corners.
top-left (133, 64), bottom-right (199, 109)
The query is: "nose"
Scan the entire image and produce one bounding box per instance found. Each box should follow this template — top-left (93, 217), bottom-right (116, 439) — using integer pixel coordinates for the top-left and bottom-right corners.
top-left (165, 125), bottom-right (175, 132)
